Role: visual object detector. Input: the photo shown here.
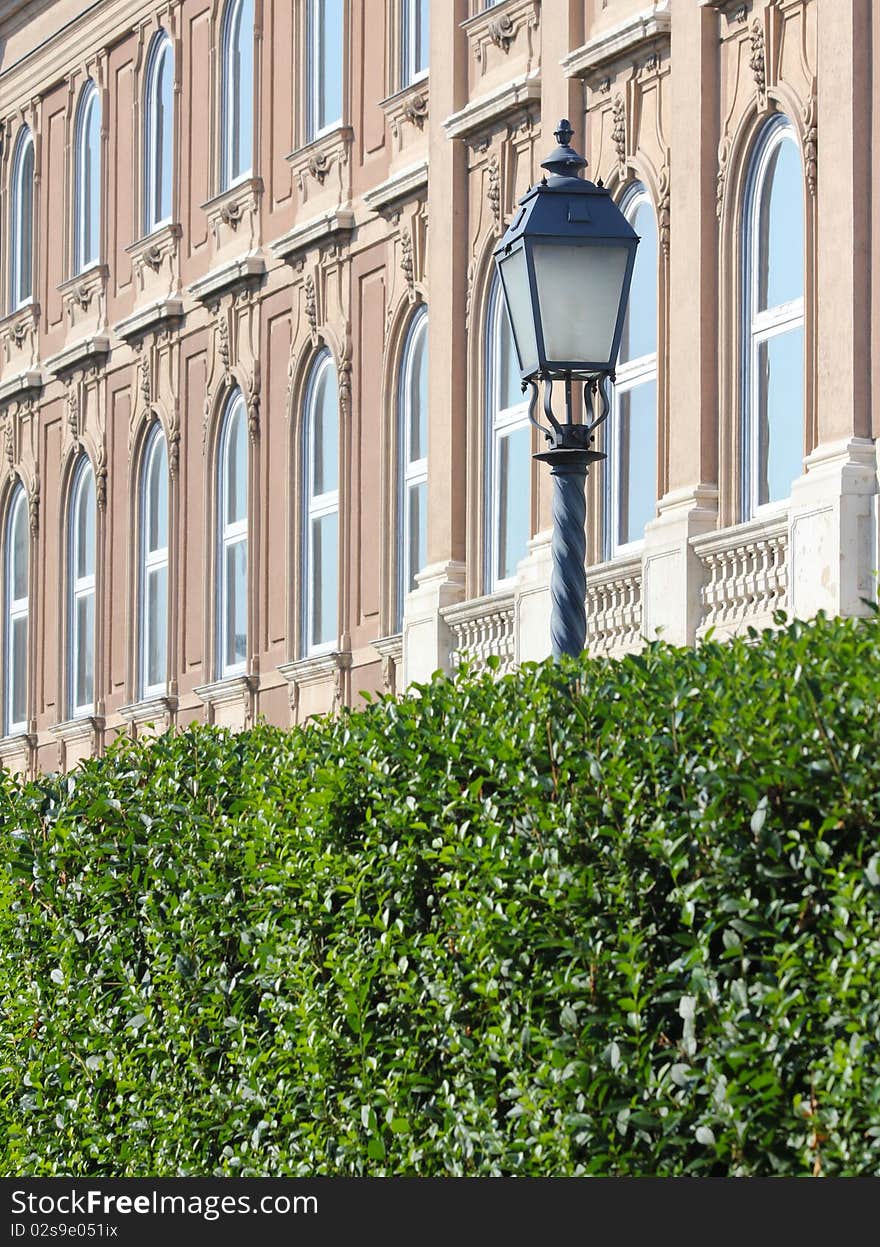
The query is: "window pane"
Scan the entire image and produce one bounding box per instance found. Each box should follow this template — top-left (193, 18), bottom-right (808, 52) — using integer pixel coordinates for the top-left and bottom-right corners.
top-left (75, 591), bottom-right (94, 710)
top-left (225, 537), bottom-right (247, 668)
top-left (147, 436), bottom-right (168, 553)
top-left (157, 45), bottom-right (174, 223)
top-left (620, 198), bottom-right (657, 364)
top-left (11, 495), bottom-right (27, 602)
top-left (757, 326), bottom-right (804, 506)
top-left (225, 403), bottom-right (247, 525)
top-left (418, 0), bottom-right (429, 72)
top-left (16, 138), bottom-right (34, 305)
top-left (311, 511), bottom-right (338, 647)
top-left (76, 471), bottom-right (95, 580)
top-left (759, 137), bottom-right (803, 311)
top-left (408, 322), bottom-right (428, 462)
top-left (312, 364), bottom-right (339, 497)
top-left (319, 0), bottom-right (343, 130)
top-left (11, 614), bottom-right (27, 728)
top-left (85, 94), bottom-right (101, 267)
top-left (146, 565), bottom-right (168, 689)
top-left (407, 480), bottom-right (427, 593)
top-left (497, 301), bottom-right (523, 412)
top-left (497, 424), bottom-right (530, 582)
top-left (617, 380), bottom-right (657, 546)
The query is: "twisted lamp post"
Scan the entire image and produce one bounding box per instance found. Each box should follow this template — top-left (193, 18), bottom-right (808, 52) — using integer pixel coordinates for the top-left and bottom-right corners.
top-left (492, 119), bottom-right (640, 659)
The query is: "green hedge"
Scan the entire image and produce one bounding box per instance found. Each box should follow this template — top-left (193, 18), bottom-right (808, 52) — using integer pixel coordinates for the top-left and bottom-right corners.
top-left (1, 613), bottom-right (880, 1176)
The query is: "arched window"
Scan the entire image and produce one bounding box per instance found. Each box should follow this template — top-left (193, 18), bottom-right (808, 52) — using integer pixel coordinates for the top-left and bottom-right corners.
top-left (303, 350), bottom-right (339, 655)
top-left (401, 0), bottom-right (429, 87)
top-left (144, 30), bottom-right (174, 234)
top-left (217, 391), bottom-right (248, 677)
top-left (3, 485), bottom-right (28, 736)
top-left (306, 0), bottom-right (343, 141)
top-left (397, 307), bottom-right (428, 628)
top-left (68, 458), bottom-right (96, 718)
top-left (10, 128), bottom-right (35, 311)
top-left (608, 184), bottom-right (658, 555)
top-left (743, 115), bottom-right (805, 515)
top-left (74, 81), bottom-right (101, 274)
top-left (486, 275), bottom-right (530, 592)
top-left (220, 0), bottom-right (254, 190)
top-left (140, 425), bottom-right (169, 698)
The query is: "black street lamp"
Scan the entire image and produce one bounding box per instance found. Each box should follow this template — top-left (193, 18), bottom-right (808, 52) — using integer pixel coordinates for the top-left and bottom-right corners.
top-left (492, 118), bottom-right (639, 660)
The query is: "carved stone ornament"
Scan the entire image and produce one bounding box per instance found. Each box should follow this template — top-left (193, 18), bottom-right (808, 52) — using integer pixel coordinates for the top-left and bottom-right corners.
top-left (143, 243), bottom-right (164, 271)
top-left (3, 417), bottom-right (14, 483)
top-left (338, 354), bottom-right (352, 421)
top-left (217, 312), bottom-right (230, 371)
top-left (488, 13), bottom-right (515, 53)
top-left (402, 92), bottom-right (428, 129)
top-left (658, 164), bottom-right (670, 259)
top-left (803, 92), bottom-right (817, 198)
top-left (11, 319), bottom-right (29, 348)
top-left (307, 150), bottom-right (331, 183)
top-left (28, 477), bottom-right (39, 536)
top-left (487, 155), bottom-right (501, 230)
top-left (219, 199), bottom-right (244, 229)
top-left (400, 229), bottom-right (415, 297)
top-left (95, 447), bottom-right (107, 513)
top-left (304, 275), bottom-right (318, 335)
top-left (168, 429), bottom-right (180, 480)
top-left (716, 137), bottom-right (730, 221)
top-left (67, 385), bottom-right (79, 441)
top-left (246, 365), bottom-right (260, 443)
top-left (73, 282), bottom-right (94, 311)
top-left (749, 19), bottom-right (766, 99)
top-left (140, 350), bottom-right (152, 409)
top-left (612, 95), bottom-right (626, 168)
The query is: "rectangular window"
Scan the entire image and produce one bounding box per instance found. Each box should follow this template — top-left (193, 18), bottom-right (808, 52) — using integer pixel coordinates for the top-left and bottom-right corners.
top-left (495, 422), bottom-right (530, 585)
top-left (615, 377), bottom-right (657, 550)
top-left (307, 0), bottom-right (343, 140)
top-left (310, 511), bottom-right (338, 650)
top-left (401, 0), bottom-right (429, 87)
top-left (755, 325), bottom-right (804, 508)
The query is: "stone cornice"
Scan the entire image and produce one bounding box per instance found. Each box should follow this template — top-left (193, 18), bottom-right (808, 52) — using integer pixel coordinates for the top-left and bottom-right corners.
top-left (0, 368), bottom-right (43, 403)
top-left (113, 297), bottom-right (185, 343)
top-left (362, 161), bottom-right (428, 215)
top-left (443, 70), bottom-right (541, 141)
top-left (562, 5), bottom-right (671, 81)
top-left (45, 334), bottom-right (110, 377)
top-left (269, 209), bottom-right (355, 263)
top-left (278, 651), bottom-right (352, 689)
top-left (187, 255), bottom-right (266, 304)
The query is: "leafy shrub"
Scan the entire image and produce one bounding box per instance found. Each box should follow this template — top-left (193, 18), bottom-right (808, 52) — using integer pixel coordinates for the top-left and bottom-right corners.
top-left (1, 613), bottom-right (879, 1176)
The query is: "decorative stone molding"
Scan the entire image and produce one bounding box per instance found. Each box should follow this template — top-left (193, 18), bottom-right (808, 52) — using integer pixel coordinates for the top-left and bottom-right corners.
top-left (193, 675), bottom-right (257, 729)
top-left (269, 209), bottom-right (355, 265)
top-left (692, 515), bottom-right (788, 639)
top-left (802, 87), bottom-right (817, 198)
top-left (187, 254), bottom-right (266, 304)
top-left (562, 4), bottom-right (671, 83)
top-left (585, 558), bottom-right (644, 656)
top-left (118, 695), bottom-right (178, 731)
top-left (443, 70), bottom-right (541, 142)
top-left (58, 265), bottom-right (108, 335)
top-left (44, 335), bottom-right (110, 377)
top-left (486, 154), bottom-right (501, 229)
top-left (278, 651), bottom-right (352, 721)
top-left (202, 177), bottom-right (263, 252)
top-left (371, 634), bottom-right (403, 696)
top-left (0, 302), bottom-right (40, 371)
top-left (125, 222), bottom-right (181, 293)
top-left (363, 160), bottom-right (428, 217)
top-left (287, 125), bottom-right (353, 209)
top-left (0, 368), bottom-right (43, 404)
top-left (442, 591), bottom-right (516, 673)
top-left (463, 0), bottom-right (540, 73)
top-left (49, 715), bottom-right (105, 769)
top-left (0, 731), bottom-right (34, 777)
top-left (113, 297), bottom-right (185, 343)
top-left (380, 81), bottom-right (430, 159)
top-left (749, 17), bottom-right (766, 101)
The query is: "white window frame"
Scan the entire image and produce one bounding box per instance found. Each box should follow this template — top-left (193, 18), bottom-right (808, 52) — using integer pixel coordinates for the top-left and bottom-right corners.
top-left (10, 127), bottom-right (35, 312)
top-left (743, 114), bottom-right (805, 520)
top-left (306, 0), bottom-right (344, 142)
top-left (608, 183), bottom-right (658, 559)
top-left (397, 306), bottom-right (428, 627)
top-left (401, 0), bottom-right (429, 88)
top-left (74, 80), bottom-right (101, 275)
top-left (3, 484), bottom-right (28, 737)
top-left (143, 30), bottom-right (174, 235)
top-left (69, 457), bottom-right (96, 719)
top-left (220, 0), bottom-right (254, 191)
top-left (486, 276), bottom-right (530, 594)
top-left (139, 424), bottom-right (169, 699)
top-left (217, 390), bottom-right (248, 679)
top-left (303, 350), bottom-right (339, 657)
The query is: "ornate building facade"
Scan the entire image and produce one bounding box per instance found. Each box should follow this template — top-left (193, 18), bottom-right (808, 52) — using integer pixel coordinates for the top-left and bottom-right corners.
top-left (0, 0), bottom-right (871, 774)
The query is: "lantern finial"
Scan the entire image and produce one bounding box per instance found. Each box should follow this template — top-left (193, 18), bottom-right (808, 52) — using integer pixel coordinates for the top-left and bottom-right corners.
top-left (541, 119), bottom-right (588, 181)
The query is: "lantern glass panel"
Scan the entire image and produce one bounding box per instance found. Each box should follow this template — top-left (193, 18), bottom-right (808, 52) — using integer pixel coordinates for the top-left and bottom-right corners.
top-left (532, 242), bottom-right (629, 367)
top-left (498, 248), bottom-right (539, 377)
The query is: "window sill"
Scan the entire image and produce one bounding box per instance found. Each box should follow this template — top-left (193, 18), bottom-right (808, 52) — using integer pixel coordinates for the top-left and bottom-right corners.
top-left (118, 694), bottom-right (178, 726)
